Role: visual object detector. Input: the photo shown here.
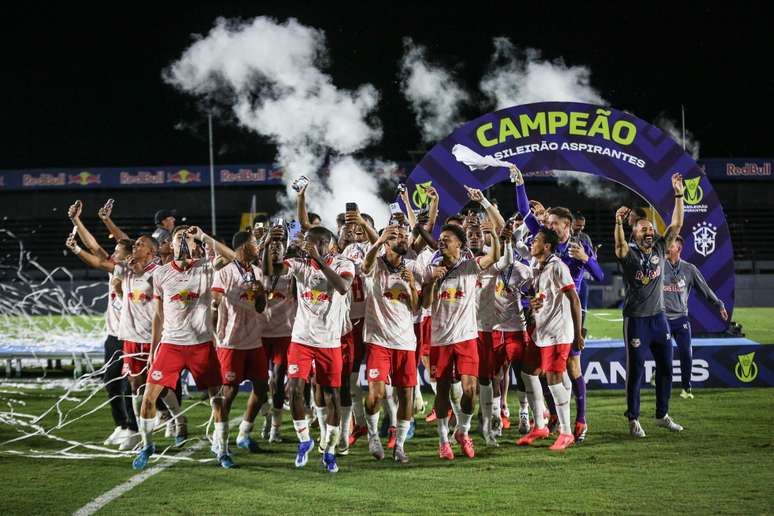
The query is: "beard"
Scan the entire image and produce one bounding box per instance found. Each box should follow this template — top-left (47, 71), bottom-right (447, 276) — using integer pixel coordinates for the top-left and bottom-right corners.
top-left (392, 243), bottom-right (408, 255)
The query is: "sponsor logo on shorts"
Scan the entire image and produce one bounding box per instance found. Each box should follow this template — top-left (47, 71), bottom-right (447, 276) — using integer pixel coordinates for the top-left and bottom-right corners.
top-left (151, 370), bottom-right (163, 381)
top-left (734, 352), bottom-right (758, 383)
top-left (288, 364), bottom-right (299, 374)
top-left (630, 338), bottom-right (641, 348)
top-left (368, 368), bottom-right (380, 379)
top-left (225, 371), bottom-right (237, 382)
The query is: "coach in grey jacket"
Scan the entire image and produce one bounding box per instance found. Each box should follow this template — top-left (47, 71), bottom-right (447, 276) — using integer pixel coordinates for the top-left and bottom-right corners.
top-left (664, 235), bottom-right (728, 399)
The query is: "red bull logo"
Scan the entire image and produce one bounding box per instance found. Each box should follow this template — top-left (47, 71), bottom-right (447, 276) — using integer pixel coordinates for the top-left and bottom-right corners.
top-left (439, 288), bottom-right (465, 302)
top-left (167, 169), bottom-right (201, 184)
top-left (169, 289), bottom-right (200, 306)
top-left (382, 286), bottom-right (410, 304)
top-left (68, 171), bottom-right (101, 185)
top-left (129, 290), bottom-right (151, 304)
top-left (239, 290), bottom-right (257, 303)
top-left (302, 289), bottom-right (330, 305)
top-left (495, 280), bottom-right (512, 297)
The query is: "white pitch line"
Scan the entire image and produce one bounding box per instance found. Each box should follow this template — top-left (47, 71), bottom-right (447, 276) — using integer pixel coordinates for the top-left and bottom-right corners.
top-left (74, 417), bottom-right (240, 516)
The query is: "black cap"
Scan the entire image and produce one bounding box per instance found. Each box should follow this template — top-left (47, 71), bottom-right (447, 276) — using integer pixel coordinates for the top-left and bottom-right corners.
top-left (154, 209), bottom-right (176, 225)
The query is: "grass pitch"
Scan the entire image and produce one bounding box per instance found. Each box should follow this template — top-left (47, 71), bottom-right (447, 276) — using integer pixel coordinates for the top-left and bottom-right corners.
top-left (0, 386), bottom-right (772, 515)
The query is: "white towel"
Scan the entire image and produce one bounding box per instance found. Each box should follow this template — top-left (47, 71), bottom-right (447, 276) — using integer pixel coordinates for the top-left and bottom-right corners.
top-left (451, 144), bottom-right (512, 171)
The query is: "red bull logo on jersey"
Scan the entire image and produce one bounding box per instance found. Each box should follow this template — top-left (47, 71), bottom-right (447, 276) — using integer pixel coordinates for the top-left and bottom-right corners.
top-left (383, 286), bottom-right (410, 304)
top-left (439, 288), bottom-right (465, 302)
top-left (239, 289), bottom-right (257, 303)
top-left (268, 290), bottom-right (286, 301)
top-left (129, 290), bottom-right (151, 304)
top-left (495, 279), bottom-right (512, 297)
top-left (169, 289), bottom-right (200, 306)
top-left (634, 266), bottom-right (661, 285)
top-left (302, 289), bottom-right (330, 305)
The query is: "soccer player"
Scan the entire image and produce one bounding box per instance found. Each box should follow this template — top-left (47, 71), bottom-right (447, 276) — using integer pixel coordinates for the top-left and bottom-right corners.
top-left (132, 225), bottom-right (236, 470)
top-left (256, 228), bottom-right (297, 443)
top-left (267, 226), bottom-right (354, 473)
top-left (513, 167), bottom-right (604, 442)
top-left (422, 222), bottom-right (499, 460)
top-left (360, 224), bottom-right (421, 462)
top-left (614, 173), bottom-right (686, 438)
top-left (517, 227), bottom-right (584, 451)
top-left (66, 201), bottom-right (136, 449)
top-left (211, 231), bottom-right (270, 463)
top-left (490, 224), bottom-right (532, 437)
top-left (664, 235), bottom-right (728, 399)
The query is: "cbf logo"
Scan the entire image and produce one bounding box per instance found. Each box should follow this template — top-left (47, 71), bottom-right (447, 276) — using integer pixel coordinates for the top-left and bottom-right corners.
top-left (735, 352), bottom-right (758, 383)
top-left (692, 222), bottom-right (717, 257)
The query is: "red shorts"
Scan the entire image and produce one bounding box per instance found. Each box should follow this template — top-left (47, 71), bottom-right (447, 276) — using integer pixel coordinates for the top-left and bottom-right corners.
top-left (429, 339), bottom-right (479, 381)
top-left (122, 341), bottom-right (150, 376)
top-left (366, 343), bottom-right (417, 387)
top-left (262, 336), bottom-right (291, 366)
top-left (492, 330), bottom-right (528, 368)
top-left (420, 316), bottom-right (432, 357)
top-left (287, 342), bottom-right (343, 388)
top-left (148, 342), bottom-right (221, 390)
top-left (340, 331), bottom-right (355, 375)
top-left (524, 341), bottom-right (571, 374)
top-left (477, 331), bottom-right (496, 379)
top-left (216, 347), bottom-right (269, 385)
top-left (351, 318), bottom-right (366, 370)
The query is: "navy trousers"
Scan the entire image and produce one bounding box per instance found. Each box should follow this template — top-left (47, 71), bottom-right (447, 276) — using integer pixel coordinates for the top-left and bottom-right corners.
top-left (623, 314), bottom-right (672, 420)
top-left (669, 316), bottom-right (693, 390)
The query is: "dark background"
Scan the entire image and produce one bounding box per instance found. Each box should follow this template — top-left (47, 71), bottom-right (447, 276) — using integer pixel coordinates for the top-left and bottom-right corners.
top-left (1, 2), bottom-right (773, 273)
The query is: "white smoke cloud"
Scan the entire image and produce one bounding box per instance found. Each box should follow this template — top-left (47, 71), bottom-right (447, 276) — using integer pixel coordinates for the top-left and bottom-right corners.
top-left (399, 38), bottom-right (470, 143)
top-left (552, 170), bottom-right (629, 206)
top-left (164, 16), bottom-right (390, 227)
top-left (655, 116), bottom-right (700, 159)
top-left (480, 38), bottom-right (604, 110)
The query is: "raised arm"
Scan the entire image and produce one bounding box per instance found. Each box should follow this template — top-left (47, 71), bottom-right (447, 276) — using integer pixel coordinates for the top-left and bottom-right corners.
top-left (68, 201), bottom-right (109, 259)
top-left (465, 187), bottom-right (505, 234)
top-left (345, 208), bottom-right (379, 245)
top-left (399, 187), bottom-right (418, 229)
top-left (98, 200), bottom-right (130, 242)
top-left (296, 183), bottom-right (312, 231)
top-left (362, 227), bottom-right (394, 275)
top-left (664, 173), bottom-right (685, 248)
top-left (614, 207), bottom-right (631, 259)
top-left (189, 226), bottom-right (235, 265)
top-left (65, 235), bottom-right (115, 272)
top-left (477, 223), bottom-right (501, 270)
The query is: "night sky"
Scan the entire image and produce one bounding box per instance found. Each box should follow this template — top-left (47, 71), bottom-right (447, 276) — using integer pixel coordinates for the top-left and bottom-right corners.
top-left (1, 2), bottom-right (772, 170)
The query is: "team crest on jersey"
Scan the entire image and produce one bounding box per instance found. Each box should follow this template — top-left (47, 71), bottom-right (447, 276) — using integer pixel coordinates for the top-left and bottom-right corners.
top-left (288, 364), bottom-right (299, 374)
top-left (151, 370), bottom-right (163, 381)
top-left (225, 371), bottom-right (237, 382)
top-left (630, 338), bottom-right (641, 348)
top-left (169, 289), bottom-right (200, 306)
top-left (368, 368), bottom-right (380, 379)
top-left (383, 286), bottom-right (410, 304)
top-left (439, 288), bottom-right (465, 302)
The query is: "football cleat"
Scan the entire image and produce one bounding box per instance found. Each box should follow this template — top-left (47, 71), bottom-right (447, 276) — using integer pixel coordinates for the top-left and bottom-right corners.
top-left (454, 431), bottom-right (475, 458)
top-left (295, 439), bottom-right (315, 468)
top-left (549, 433), bottom-right (575, 451)
top-left (132, 443), bottom-right (155, 470)
top-left (517, 426), bottom-right (550, 446)
top-left (629, 419), bottom-right (646, 438)
top-left (655, 414), bottom-right (684, 432)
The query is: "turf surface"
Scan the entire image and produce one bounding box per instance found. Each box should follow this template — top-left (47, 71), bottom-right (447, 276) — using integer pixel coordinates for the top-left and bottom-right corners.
top-left (0, 385), bottom-right (772, 515)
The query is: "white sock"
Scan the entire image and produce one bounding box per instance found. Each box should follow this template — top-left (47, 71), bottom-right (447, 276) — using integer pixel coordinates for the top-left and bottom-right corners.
top-left (350, 372), bottom-right (366, 426)
top-left (138, 417), bottom-right (155, 448)
top-left (213, 421), bottom-right (228, 455)
top-left (549, 383), bottom-right (572, 435)
top-left (413, 380), bottom-right (423, 409)
top-left (238, 420), bottom-right (253, 438)
top-left (131, 393), bottom-right (142, 422)
top-left (562, 371), bottom-right (572, 391)
top-left (340, 405), bottom-right (353, 447)
top-left (521, 372), bottom-right (547, 429)
top-left (491, 395), bottom-right (501, 421)
top-left (517, 389), bottom-right (529, 412)
top-left (324, 425), bottom-right (340, 454)
top-left (449, 381), bottom-right (463, 427)
top-left (436, 417), bottom-right (449, 443)
top-left (479, 384), bottom-right (493, 435)
top-left (396, 420), bottom-right (410, 448)
top-left (271, 408), bottom-right (283, 428)
top-left (384, 385), bottom-right (398, 427)
top-left (459, 412), bottom-right (473, 436)
top-left (162, 390), bottom-right (181, 419)
top-left (315, 406), bottom-right (327, 444)
top-left (293, 419), bottom-right (310, 442)
top-left (366, 411), bottom-right (380, 438)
